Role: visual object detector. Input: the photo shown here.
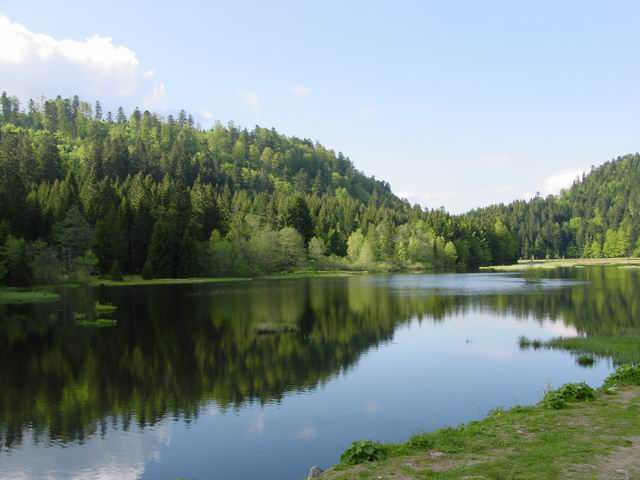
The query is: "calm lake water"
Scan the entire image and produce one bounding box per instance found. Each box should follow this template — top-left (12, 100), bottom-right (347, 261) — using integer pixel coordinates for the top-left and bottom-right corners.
top-left (1, 267), bottom-right (638, 479)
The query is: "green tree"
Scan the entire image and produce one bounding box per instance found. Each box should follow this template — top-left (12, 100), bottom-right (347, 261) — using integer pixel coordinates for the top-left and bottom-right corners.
top-left (1, 236), bottom-right (33, 286)
top-left (308, 237), bottom-right (327, 270)
top-left (285, 197), bottom-right (314, 245)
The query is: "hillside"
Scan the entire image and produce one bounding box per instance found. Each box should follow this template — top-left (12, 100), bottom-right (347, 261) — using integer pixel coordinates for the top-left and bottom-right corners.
top-left (465, 154), bottom-right (640, 260)
top-left (0, 92), bottom-right (509, 286)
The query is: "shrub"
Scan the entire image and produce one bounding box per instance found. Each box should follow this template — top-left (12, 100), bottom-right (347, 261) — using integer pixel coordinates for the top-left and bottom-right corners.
top-left (340, 440), bottom-right (386, 465)
top-left (603, 365), bottom-right (640, 388)
top-left (541, 382), bottom-right (595, 409)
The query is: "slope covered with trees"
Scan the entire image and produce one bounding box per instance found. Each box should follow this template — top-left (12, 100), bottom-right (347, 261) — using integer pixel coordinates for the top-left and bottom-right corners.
top-left (466, 154), bottom-right (640, 260)
top-left (0, 92), bottom-right (512, 286)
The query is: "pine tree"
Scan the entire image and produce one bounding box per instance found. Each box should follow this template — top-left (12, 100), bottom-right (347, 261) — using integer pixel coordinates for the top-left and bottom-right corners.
top-left (285, 197), bottom-right (314, 245)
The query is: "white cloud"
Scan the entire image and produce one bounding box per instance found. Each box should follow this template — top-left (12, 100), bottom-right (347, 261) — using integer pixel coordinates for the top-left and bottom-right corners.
top-left (201, 110), bottom-right (214, 120)
top-left (541, 168), bottom-right (585, 196)
top-left (240, 90), bottom-right (259, 112)
top-left (0, 14), bottom-right (163, 109)
top-left (291, 84), bottom-right (311, 97)
top-left (143, 82), bottom-right (166, 109)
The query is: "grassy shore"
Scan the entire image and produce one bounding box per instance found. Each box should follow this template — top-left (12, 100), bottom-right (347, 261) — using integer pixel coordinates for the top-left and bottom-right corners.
top-left (50, 270), bottom-right (356, 288)
top-left (1, 271), bottom-right (356, 303)
top-left (520, 333), bottom-right (640, 365)
top-left (481, 257), bottom-right (640, 272)
top-left (323, 367), bottom-right (640, 479)
top-left (0, 288), bottom-right (60, 305)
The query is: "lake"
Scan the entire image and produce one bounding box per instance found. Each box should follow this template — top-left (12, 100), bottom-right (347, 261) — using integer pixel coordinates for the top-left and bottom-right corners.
top-left (1, 266), bottom-right (638, 479)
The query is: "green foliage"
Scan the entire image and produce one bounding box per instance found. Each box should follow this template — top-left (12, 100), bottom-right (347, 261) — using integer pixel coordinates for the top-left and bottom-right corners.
top-left (1, 236), bottom-right (33, 286)
top-left (75, 317), bottom-right (117, 328)
top-left (284, 197), bottom-right (314, 245)
top-left (308, 236), bottom-right (327, 270)
top-left (340, 440), bottom-right (387, 465)
top-left (94, 301), bottom-right (117, 317)
top-left (0, 91), bottom-right (518, 286)
top-left (467, 154), bottom-right (640, 260)
top-left (541, 382), bottom-right (595, 409)
top-left (603, 365), bottom-right (640, 388)
top-left (0, 288), bottom-right (59, 304)
top-left (518, 336), bottom-right (542, 349)
top-left (576, 355), bottom-right (595, 367)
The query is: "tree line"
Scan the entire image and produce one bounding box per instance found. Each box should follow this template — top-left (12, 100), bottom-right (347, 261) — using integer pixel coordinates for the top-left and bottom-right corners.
top-left (0, 92), bottom-right (516, 286)
top-left (465, 154), bottom-right (640, 260)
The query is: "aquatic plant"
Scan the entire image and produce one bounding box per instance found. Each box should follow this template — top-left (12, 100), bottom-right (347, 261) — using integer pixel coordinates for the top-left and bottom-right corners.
top-left (75, 318), bottom-right (117, 328)
top-left (518, 336), bottom-right (542, 349)
top-left (576, 355), bottom-right (595, 367)
top-left (94, 301), bottom-right (117, 317)
top-left (0, 289), bottom-right (60, 305)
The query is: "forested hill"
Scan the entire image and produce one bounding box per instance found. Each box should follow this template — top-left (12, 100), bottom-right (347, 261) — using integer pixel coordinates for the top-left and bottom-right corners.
top-left (465, 154), bottom-right (640, 260)
top-left (0, 92), bottom-right (511, 286)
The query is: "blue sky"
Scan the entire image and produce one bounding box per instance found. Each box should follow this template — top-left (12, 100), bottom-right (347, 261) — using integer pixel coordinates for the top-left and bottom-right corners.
top-left (1, 1), bottom-right (639, 212)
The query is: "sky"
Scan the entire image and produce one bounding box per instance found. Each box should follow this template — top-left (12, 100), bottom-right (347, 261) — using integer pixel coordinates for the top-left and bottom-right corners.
top-left (1, 0), bottom-right (639, 213)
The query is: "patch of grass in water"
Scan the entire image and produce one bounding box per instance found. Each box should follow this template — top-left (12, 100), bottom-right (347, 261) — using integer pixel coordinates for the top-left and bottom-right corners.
top-left (545, 334), bottom-right (640, 365)
top-left (576, 354), bottom-right (595, 367)
top-left (518, 336), bottom-right (542, 349)
top-left (253, 322), bottom-right (298, 334)
top-left (0, 288), bottom-right (60, 305)
top-left (94, 301), bottom-right (117, 316)
top-left (75, 317), bottom-right (118, 328)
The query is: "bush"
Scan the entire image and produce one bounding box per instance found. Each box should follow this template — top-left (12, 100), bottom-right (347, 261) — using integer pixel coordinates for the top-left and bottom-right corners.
top-left (340, 440), bottom-right (386, 465)
top-left (541, 382), bottom-right (595, 409)
top-left (603, 365), bottom-right (640, 388)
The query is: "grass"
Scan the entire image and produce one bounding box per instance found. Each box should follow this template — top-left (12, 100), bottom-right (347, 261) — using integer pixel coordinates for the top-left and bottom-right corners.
top-left (518, 335), bottom-right (542, 349)
top-left (253, 322), bottom-right (298, 334)
top-left (86, 275), bottom-right (250, 287)
top-left (323, 366), bottom-right (640, 479)
top-left (94, 301), bottom-right (117, 316)
top-left (576, 354), bottom-right (596, 367)
top-left (482, 257), bottom-right (640, 272)
top-left (74, 317), bottom-right (118, 327)
top-left (0, 288), bottom-right (60, 305)
top-left (519, 333), bottom-right (640, 365)
top-left (42, 270), bottom-right (356, 289)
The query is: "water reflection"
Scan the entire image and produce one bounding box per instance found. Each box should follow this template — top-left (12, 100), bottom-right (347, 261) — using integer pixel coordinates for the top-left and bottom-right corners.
top-left (0, 267), bottom-right (638, 475)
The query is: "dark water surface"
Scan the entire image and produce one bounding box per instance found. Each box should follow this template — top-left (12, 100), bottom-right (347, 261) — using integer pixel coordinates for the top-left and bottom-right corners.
top-left (1, 267), bottom-right (638, 479)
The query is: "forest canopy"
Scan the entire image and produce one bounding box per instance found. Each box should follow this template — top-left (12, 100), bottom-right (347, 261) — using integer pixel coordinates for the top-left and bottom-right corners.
top-left (9, 90), bottom-right (626, 286)
top-left (465, 154), bottom-right (640, 260)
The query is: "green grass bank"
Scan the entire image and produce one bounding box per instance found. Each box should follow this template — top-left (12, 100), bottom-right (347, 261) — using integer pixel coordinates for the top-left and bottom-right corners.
top-left (322, 365), bottom-right (640, 479)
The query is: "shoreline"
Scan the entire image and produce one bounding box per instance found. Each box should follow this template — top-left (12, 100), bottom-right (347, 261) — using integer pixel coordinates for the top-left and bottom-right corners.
top-left (322, 365), bottom-right (640, 479)
top-left (481, 257), bottom-right (640, 272)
